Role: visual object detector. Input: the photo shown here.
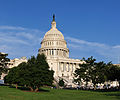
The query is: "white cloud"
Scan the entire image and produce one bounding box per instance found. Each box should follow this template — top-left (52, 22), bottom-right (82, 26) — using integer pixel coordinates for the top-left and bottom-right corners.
top-left (1, 26), bottom-right (120, 63)
top-left (0, 26), bottom-right (41, 32)
top-left (0, 25), bottom-right (44, 59)
top-left (0, 35), bottom-right (30, 45)
top-left (66, 37), bottom-right (120, 64)
top-left (0, 26), bottom-right (26, 30)
top-left (66, 37), bottom-right (106, 47)
top-left (113, 45), bottom-right (120, 49)
top-left (16, 32), bottom-right (35, 40)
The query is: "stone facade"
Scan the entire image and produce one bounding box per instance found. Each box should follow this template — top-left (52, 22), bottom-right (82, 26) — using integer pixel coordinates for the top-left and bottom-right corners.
top-left (0, 56), bottom-right (27, 80)
top-left (38, 15), bottom-right (83, 86)
top-left (7, 57), bottom-right (27, 68)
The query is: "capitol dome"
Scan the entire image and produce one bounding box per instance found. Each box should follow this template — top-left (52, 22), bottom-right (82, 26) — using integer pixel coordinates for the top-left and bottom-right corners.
top-left (39, 15), bottom-right (69, 58)
top-left (43, 24), bottom-right (64, 40)
top-left (38, 15), bottom-right (83, 87)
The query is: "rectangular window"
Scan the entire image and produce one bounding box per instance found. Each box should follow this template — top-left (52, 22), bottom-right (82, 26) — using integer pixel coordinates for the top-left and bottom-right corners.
top-left (52, 50), bottom-right (54, 55)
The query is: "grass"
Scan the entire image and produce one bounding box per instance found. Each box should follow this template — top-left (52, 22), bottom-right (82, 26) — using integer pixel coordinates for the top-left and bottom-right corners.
top-left (0, 86), bottom-right (120, 100)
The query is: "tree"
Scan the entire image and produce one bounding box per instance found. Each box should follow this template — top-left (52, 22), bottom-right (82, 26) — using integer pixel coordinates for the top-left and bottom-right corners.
top-left (74, 56), bottom-right (108, 89)
top-left (4, 62), bottom-right (27, 89)
top-left (90, 61), bottom-right (107, 89)
top-left (74, 57), bottom-right (96, 87)
top-left (4, 54), bottom-right (54, 92)
top-left (105, 63), bottom-right (120, 88)
top-left (106, 63), bottom-right (120, 81)
top-left (58, 79), bottom-right (64, 87)
top-left (0, 52), bottom-right (10, 77)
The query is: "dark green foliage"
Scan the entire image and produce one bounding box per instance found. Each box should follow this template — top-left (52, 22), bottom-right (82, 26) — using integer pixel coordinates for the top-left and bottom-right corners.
top-left (4, 54), bottom-right (54, 91)
top-left (74, 56), bottom-right (120, 89)
top-left (4, 62), bottom-right (27, 87)
top-left (58, 79), bottom-right (64, 87)
top-left (106, 63), bottom-right (120, 81)
top-left (0, 53), bottom-right (10, 76)
top-left (74, 56), bottom-right (98, 86)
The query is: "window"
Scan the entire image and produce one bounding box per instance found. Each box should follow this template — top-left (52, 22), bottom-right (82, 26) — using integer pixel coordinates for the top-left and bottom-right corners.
top-left (72, 64), bottom-right (73, 72)
top-left (64, 63), bottom-right (66, 71)
top-left (50, 50), bottom-right (51, 55)
top-left (52, 50), bottom-right (54, 55)
top-left (59, 63), bottom-right (61, 71)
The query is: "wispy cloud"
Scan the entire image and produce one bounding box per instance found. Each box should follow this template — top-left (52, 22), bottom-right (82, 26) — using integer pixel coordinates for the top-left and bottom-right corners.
top-left (0, 34), bottom-right (30, 45)
top-left (0, 26), bottom-right (40, 32)
top-left (0, 26), bottom-right (26, 30)
top-left (66, 37), bottom-right (106, 47)
top-left (1, 26), bottom-right (120, 63)
top-left (0, 26), bottom-right (44, 59)
top-left (66, 37), bottom-right (120, 64)
top-left (113, 45), bottom-right (120, 49)
top-left (16, 32), bottom-right (34, 40)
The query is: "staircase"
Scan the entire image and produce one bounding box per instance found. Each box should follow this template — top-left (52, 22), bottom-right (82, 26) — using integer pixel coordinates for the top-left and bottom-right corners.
top-left (54, 76), bottom-right (78, 88)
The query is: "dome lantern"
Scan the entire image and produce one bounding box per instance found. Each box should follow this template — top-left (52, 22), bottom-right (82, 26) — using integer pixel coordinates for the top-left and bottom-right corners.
top-left (51, 14), bottom-right (56, 28)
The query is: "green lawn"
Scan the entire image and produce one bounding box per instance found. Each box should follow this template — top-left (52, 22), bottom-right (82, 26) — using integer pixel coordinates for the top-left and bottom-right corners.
top-left (0, 86), bottom-right (120, 100)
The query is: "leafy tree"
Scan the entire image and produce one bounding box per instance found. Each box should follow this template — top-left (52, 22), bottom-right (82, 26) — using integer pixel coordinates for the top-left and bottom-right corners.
top-left (0, 52), bottom-right (10, 77)
top-left (74, 56), bottom-right (108, 89)
top-left (105, 63), bottom-right (120, 88)
top-left (4, 62), bottom-right (27, 89)
top-left (74, 56), bottom-right (96, 87)
top-left (59, 79), bottom-right (64, 87)
top-left (106, 63), bottom-right (120, 81)
top-left (4, 54), bottom-right (54, 92)
top-left (90, 61), bottom-right (107, 89)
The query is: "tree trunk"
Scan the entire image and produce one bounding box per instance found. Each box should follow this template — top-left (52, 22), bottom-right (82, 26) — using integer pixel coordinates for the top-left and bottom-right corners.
top-left (16, 84), bottom-right (18, 89)
top-left (35, 87), bottom-right (39, 92)
top-left (94, 84), bottom-right (96, 90)
top-left (118, 80), bottom-right (120, 91)
top-left (29, 87), bottom-right (34, 92)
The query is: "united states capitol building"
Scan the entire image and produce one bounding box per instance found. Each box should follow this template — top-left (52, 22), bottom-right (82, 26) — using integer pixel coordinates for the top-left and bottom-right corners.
top-left (1, 15), bottom-right (119, 88)
top-left (0, 15), bottom-right (83, 86)
top-left (38, 15), bottom-right (83, 86)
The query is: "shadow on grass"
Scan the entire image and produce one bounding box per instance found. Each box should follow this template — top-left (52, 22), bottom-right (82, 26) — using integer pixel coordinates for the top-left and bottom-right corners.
top-left (87, 89), bottom-right (120, 99)
top-left (9, 85), bottom-right (49, 92)
top-left (105, 93), bottom-right (120, 99)
top-left (66, 88), bottom-right (120, 99)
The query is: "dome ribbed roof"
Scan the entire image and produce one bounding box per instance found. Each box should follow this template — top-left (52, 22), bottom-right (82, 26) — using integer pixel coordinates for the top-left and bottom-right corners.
top-left (43, 27), bottom-right (64, 40)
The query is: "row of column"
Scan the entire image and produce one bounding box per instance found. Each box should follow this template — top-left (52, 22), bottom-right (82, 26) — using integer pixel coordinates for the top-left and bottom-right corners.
top-left (42, 41), bottom-right (66, 48)
top-left (58, 62), bottom-right (79, 72)
top-left (41, 49), bottom-right (69, 57)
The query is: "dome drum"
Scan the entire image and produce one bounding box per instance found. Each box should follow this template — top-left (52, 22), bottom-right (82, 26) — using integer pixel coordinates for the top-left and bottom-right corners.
top-left (39, 48), bottom-right (69, 58)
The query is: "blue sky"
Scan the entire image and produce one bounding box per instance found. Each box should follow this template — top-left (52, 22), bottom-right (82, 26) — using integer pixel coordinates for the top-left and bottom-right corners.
top-left (0, 0), bottom-right (120, 64)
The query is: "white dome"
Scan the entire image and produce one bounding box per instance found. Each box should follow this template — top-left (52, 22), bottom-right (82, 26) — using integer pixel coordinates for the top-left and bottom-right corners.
top-left (39, 15), bottom-right (69, 58)
top-left (43, 28), bottom-right (64, 40)
top-left (42, 20), bottom-right (64, 42)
